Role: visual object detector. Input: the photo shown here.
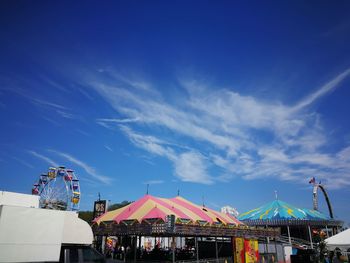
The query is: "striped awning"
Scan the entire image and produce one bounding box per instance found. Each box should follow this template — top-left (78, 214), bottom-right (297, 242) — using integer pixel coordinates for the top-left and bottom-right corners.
top-left (94, 194), bottom-right (242, 226)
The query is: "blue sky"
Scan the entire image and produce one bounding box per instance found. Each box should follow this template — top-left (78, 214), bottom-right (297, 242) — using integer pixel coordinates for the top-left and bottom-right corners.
top-left (1, 1), bottom-right (350, 224)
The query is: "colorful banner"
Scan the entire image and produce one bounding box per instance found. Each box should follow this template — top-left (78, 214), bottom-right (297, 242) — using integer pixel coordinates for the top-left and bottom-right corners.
top-left (244, 239), bottom-right (259, 263)
top-left (235, 238), bottom-right (245, 263)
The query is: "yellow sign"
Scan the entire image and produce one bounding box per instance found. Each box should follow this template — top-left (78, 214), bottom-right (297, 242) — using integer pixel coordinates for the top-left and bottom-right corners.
top-left (235, 238), bottom-right (244, 263)
top-left (244, 239), bottom-right (259, 263)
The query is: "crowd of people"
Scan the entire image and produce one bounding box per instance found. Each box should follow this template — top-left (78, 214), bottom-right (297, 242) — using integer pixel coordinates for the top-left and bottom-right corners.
top-left (103, 239), bottom-right (196, 261)
top-left (326, 248), bottom-right (349, 263)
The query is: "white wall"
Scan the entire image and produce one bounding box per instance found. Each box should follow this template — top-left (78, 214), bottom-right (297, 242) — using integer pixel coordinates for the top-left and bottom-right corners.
top-left (0, 205), bottom-right (64, 262)
top-left (0, 191), bottom-right (39, 208)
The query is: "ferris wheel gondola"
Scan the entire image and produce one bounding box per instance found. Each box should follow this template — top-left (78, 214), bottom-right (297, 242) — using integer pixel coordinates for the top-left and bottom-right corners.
top-left (32, 166), bottom-right (81, 211)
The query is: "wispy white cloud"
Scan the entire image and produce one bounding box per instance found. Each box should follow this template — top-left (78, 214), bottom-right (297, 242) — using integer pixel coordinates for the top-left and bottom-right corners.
top-left (38, 74), bottom-right (70, 93)
top-left (41, 116), bottom-right (61, 126)
top-left (0, 77), bottom-right (81, 122)
top-left (292, 68), bottom-right (350, 111)
top-left (104, 145), bottom-right (113, 152)
top-left (50, 150), bottom-right (112, 184)
top-left (96, 118), bottom-right (141, 131)
top-left (174, 151), bottom-right (213, 184)
top-left (83, 68), bottom-right (350, 189)
top-left (120, 125), bottom-right (176, 160)
top-left (55, 110), bottom-right (78, 119)
top-left (120, 125), bottom-right (213, 184)
top-left (28, 150), bottom-right (59, 167)
top-left (12, 156), bottom-right (35, 169)
top-left (4, 82), bottom-right (68, 110)
top-left (31, 98), bottom-right (68, 110)
top-left (75, 129), bottom-right (91, 137)
top-left (97, 118), bottom-right (141, 124)
top-left (97, 68), bottom-right (156, 93)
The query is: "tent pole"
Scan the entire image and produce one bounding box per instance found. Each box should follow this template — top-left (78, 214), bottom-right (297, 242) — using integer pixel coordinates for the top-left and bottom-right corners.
top-left (325, 225), bottom-right (329, 238)
top-left (287, 225), bottom-right (292, 245)
top-left (308, 225), bottom-right (313, 249)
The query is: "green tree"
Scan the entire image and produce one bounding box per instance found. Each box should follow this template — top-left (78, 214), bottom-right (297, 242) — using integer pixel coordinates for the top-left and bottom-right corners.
top-left (78, 210), bottom-right (94, 223)
top-left (108, 200), bottom-right (132, 211)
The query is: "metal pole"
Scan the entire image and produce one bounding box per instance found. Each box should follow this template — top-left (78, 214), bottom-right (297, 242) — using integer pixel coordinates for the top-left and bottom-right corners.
top-left (273, 239), bottom-right (278, 262)
top-left (121, 236), bottom-right (126, 262)
top-left (308, 225), bottom-right (313, 249)
top-left (195, 237), bottom-right (199, 263)
top-left (232, 237), bottom-right (235, 263)
top-left (102, 235), bottom-right (106, 255)
top-left (325, 225), bottom-right (329, 238)
top-left (172, 236), bottom-right (175, 263)
top-left (287, 226), bottom-right (292, 245)
top-left (282, 245), bottom-right (287, 263)
top-left (215, 237), bottom-right (219, 263)
top-left (266, 238), bottom-right (269, 254)
top-left (133, 236), bottom-right (137, 263)
top-left (266, 236), bottom-right (270, 260)
top-left (138, 235), bottom-right (141, 258)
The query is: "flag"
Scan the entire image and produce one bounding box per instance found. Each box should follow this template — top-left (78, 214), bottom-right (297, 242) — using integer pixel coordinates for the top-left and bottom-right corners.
top-left (309, 177), bottom-right (316, 184)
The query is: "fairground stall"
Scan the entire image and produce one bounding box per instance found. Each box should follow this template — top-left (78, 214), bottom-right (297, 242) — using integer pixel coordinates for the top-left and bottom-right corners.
top-left (238, 198), bottom-right (343, 262)
top-left (92, 194), bottom-right (279, 262)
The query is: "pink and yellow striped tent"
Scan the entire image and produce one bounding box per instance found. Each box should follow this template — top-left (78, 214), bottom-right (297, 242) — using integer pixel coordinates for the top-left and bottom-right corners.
top-left (94, 194), bottom-right (242, 226)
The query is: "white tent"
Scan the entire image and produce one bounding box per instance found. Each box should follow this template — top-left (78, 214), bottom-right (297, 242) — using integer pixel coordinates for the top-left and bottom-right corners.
top-left (325, 228), bottom-right (350, 251)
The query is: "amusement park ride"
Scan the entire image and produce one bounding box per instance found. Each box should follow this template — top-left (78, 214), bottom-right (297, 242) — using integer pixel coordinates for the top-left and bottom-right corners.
top-left (0, 167), bottom-right (102, 263)
top-left (31, 166), bottom-right (81, 211)
top-left (309, 177), bottom-right (334, 219)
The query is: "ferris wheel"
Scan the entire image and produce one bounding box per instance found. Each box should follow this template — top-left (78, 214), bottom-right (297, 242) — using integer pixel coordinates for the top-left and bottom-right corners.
top-left (32, 166), bottom-right (81, 211)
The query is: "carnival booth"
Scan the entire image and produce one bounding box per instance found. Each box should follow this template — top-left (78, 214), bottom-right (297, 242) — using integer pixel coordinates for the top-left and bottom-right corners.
top-left (93, 194), bottom-right (279, 262)
top-left (239, 198), bottom-right (343, 263)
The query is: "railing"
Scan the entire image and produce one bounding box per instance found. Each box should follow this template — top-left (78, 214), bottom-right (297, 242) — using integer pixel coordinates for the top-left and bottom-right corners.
top-left (176, 257), bottom-right (233, 263)
top-left (278, 235), bottom-right (311, 249)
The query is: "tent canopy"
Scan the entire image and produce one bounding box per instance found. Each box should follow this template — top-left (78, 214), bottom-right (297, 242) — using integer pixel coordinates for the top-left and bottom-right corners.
top-left (325, 228), bottom-right (350, 251)
top-left (238, 199), bottom-right (330, 221)
top-left (94, 194), bottom-right (242, 226)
